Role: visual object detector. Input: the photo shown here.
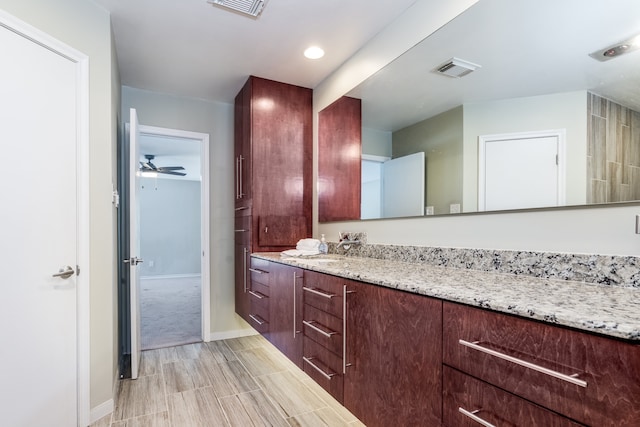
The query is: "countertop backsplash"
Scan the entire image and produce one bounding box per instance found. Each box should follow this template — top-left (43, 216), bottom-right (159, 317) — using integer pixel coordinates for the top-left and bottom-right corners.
top-left (328, 241), bottom-right (640, 288)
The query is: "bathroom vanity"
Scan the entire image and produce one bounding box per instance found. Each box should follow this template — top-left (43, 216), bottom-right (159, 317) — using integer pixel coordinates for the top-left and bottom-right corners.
top-left (248, 252), bottom-right (640, 427)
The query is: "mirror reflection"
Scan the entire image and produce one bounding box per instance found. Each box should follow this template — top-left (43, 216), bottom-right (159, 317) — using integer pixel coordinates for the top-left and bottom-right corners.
top-left (338, 0), bottom-right (640, 220)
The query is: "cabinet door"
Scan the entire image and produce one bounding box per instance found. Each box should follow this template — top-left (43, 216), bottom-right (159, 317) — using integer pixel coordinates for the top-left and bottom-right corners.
top-left (318, 96), bottom-right (361, 222)
top-left (344, 281), bottom-right (443, 427)
top-left (257, 215), bottom-right (308, 247)
top-left (234, 79), bottom-right (252, 207)
top-left (234, 216), bottom-right (251, 322)
top-left (234, 242), bottom-right (249, 322)
top-left (268, 262), bottom-right (304, 368)
top-left (250, 77), bottom-right (312, 247)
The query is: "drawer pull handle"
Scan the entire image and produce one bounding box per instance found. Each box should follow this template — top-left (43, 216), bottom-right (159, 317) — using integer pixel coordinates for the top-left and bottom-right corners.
top-left (458, 408), bottom-right (496, 427)
top-left (234, 229), bottom-right (247, 232)
top-left (248, 290), bottom-right (265, 299)
top-left (234, 206), bottom-right (248, 211)
top-left (248, 314), bottom-right (266, 325)
top-left (303, 320), bottom-right (338, 338)
top-left (303, 356), bottom-right (336, 381)
top-left (458, 339), bottom-right (587, 388)
top-left (249, 268), bottom-right (268, 274)
top-left (302, 286), bottom-right (337, 299)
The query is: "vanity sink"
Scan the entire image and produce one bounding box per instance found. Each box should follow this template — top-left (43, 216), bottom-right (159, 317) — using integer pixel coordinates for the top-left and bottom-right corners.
top-left (281, 257), bottom-right (340, 267)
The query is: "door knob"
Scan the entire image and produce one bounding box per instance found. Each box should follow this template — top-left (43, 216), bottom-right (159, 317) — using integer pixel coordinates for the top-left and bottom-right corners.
top-left (52, 265), bottom-right (75, 279)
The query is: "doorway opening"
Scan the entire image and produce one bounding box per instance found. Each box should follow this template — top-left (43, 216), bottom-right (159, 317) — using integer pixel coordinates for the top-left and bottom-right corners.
top-left (138, 130), bottom-right (209, 349)
top-left (118, 119), bottom-right (210, 377)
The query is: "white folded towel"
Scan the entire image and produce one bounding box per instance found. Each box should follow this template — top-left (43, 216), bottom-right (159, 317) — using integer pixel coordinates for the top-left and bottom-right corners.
top-left (281, 249), bottom-right (320, 257)
top-left (281, 239), bottom-right (322, 257)
top-left (296, 238), bottom-right (321, 251)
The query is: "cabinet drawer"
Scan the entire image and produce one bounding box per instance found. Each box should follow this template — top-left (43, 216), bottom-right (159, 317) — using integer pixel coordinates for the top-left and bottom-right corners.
top-left (249, 285), bottom-right (269, 310)
top-left (234, 205), bottom-right (251, 217)
top-left (249, 258), bottom-right (270, 286)
top-left (443, 366), bottom-right (583, 427)
top-left (302, 271), bottom-right (344, 318)
top-left (443, 302), bottom-right (640, 426)
top-left (234, 216), bottom-right (251, 244)
top-left (303, 336), bottom-right (343, 403)
top-left (249, 300), bottom-right (269, 334)
top-left (303, 304), bottom-right (342, 356)
top-left (250, 280), bottom-right (270, 299)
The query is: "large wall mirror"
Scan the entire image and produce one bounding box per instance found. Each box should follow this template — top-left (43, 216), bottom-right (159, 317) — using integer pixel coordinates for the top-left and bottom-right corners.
top-left (321, 0), bottom-right (640, 221)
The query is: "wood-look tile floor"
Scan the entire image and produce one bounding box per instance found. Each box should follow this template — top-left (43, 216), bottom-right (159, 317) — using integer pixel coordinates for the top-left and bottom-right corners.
top-left (91, 334), bottom-right (365, 427)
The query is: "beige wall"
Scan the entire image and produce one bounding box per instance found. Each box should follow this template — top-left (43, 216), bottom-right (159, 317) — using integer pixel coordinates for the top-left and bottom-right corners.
top-left (393, 106), bottom-right (464, 215)
top-left (121, 86), bottom-right (250, 337)
top-left (362, 127), bottom-right (392, 158)
top-left (315, 0), bottom-right (640, 257)
top-left (0, 0), bottom-right (118, 412)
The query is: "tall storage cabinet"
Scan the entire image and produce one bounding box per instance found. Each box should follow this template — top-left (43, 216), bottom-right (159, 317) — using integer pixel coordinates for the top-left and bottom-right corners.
top-left (234, 76), bottom-right (312, 323)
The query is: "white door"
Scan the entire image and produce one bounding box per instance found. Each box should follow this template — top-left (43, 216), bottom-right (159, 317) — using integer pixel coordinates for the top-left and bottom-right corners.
top-left (0, 20), bottom-right (83, 426)
top-left (478, 130), bottom-right (566, 211)
top-left (128, 108), bottom-right (143, 379)
top-left (382, 152), bottom-right (425, 217)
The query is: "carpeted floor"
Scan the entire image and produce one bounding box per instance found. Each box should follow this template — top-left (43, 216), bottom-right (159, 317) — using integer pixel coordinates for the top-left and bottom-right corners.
top-left (140, 276), bottom-right (202, 350)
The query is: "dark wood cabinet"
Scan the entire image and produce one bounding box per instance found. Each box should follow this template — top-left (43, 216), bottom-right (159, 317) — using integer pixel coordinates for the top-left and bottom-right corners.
top-left (250, 259), bottom-right (640, 426)
top-left (234, 75), bottom-right (312, 252)
top-left (343, 280), bottom-right (443, 427)
top-left (233, 216), bottom-right (250, 322)
top-left (301, 272), bottom-right (347, 402)
top-left (233, 76), bottom-right (312, 322)
top-left (246, 258), bottom-right (270, 335)
top-left (318, 96), bottom-right (361, 222)
top-left (443, 302), bottom-right (640, 426)
top-left (268, 262), bottom-right (303, 368)
top-left (443, 366), bottom-right (583, 427)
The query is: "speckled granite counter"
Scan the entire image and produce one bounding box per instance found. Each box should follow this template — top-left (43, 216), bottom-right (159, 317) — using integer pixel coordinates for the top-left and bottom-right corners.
top-left (253, 252), bottom-right (640, 342)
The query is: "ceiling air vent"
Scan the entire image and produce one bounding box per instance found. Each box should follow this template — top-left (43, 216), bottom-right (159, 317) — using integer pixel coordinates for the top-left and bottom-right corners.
top-left (435, 57), bottom-right (481, 78)
top-left (207, 0), bottom-right (267, 18)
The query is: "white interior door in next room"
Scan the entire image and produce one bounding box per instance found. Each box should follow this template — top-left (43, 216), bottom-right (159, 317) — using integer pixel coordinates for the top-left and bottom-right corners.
top-left (478, 130), bottom-right (566, 211)
top-left (0, 16), bottom-right (87, 426)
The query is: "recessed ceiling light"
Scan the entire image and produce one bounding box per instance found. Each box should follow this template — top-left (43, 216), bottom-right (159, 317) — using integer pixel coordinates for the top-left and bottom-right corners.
top-left (589, 33), bottom-right (640, 61)
top-left (304, 46), bottom-right (325, 60)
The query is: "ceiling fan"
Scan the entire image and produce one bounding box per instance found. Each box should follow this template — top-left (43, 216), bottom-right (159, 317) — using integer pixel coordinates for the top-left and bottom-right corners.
top-left (139, 154), bottom-right (186, 176)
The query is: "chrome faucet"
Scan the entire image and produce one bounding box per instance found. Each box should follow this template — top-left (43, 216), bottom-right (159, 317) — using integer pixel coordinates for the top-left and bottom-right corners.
top-left (337, 234), bottom-right (361, 250)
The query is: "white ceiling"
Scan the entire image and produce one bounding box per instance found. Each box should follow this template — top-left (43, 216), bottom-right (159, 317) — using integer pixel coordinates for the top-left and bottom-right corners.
top-left (349, 0), bottom-right (640, 132)
top-left (93, 0), bottom-right (419, 103)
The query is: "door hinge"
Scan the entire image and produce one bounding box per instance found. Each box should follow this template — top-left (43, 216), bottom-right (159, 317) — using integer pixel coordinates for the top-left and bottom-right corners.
top-left (555, 154), bottom-right (559, 165)
top-left (76, 265), bottom-right (81, 277)
top-left (112, 189), bottom-right (120, 208)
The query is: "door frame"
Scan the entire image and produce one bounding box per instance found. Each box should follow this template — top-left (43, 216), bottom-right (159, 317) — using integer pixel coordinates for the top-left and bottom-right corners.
top-left (0, 10), bottom-right (91, 426)
top-left (477, 129), bottom-right (566, 211)
top-left (137, 124), bottom-right (211, 341)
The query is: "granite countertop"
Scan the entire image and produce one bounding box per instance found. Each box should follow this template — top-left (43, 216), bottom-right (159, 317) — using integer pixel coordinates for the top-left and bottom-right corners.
top-left (253, 252), bottom-right (640, 342)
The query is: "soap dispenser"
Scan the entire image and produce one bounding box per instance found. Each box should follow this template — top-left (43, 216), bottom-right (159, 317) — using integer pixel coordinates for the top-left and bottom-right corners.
top-left (318, 234), bottom-right (328, 254)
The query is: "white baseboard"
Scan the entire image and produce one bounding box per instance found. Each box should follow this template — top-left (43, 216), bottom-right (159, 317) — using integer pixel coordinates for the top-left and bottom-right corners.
top-left (89, 398), bottom-right (113, 425)
top-left (209, 328), bottom-right (257, 341)
top-left (141, 273), bottom-right (201, 280)
top-left (88, 370), bottom-right (119, 425)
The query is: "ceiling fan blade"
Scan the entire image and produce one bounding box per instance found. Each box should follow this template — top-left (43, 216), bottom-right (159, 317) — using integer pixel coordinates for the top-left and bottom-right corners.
top-left (140, 161), bottom-right (153, 170)
top-left (157, 166), bottom-right (185, 171)
top-left (158, 170), bottom-right (187, 176)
